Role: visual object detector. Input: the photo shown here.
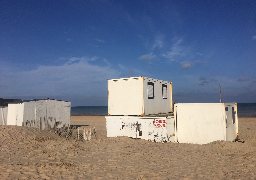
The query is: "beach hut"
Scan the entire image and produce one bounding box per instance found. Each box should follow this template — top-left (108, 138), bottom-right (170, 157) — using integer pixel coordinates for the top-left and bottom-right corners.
top-left (23, 99), bottom-right (71, 130)
top-left (108, 76), bottom-right (173, 116)
top-left (2, 99), bottom-right (71, 130)
top-left (0, 99), bottom-right (22, 125)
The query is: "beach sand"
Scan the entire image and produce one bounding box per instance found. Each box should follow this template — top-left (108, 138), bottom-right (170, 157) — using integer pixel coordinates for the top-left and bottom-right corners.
top-left (0, 116), bottom-right (256, 179)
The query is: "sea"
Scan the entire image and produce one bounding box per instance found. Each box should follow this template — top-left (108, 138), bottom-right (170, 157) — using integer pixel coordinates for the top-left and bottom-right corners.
top-left (71, 103), bottom-right (256, 117)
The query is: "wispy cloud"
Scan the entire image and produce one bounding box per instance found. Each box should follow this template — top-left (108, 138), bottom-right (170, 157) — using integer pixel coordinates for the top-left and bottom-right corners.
top-left (95, 39), bottom-right (106, 43)
top-left (162, 38), bottom-right (184, 61)
top-left (238, 77), bottom-right (250, 81)
top-left (152, 35), bottom-right (164, 50)
top-left (67, 56), bottom-right (98, 64)
top-left (103, 58), bottom-right (111, 66)
top-left (199, 76), bottom-right (217, 86)
top-left (180, 60), bottom-right (202, 70)
top-left (180, 61), bottom-right (194, 70)
top-left (252, 36), bottom-right (256, 40)
top-left (138, 53), bottom-right (157, 62)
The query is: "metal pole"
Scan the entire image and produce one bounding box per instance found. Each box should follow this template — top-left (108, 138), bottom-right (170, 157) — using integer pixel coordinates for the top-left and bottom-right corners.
top-left (219, 83), bottom-right (222, 103)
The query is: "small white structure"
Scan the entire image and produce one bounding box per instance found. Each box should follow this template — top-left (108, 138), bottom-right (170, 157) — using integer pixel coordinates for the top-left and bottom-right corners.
top-left (174, 103), bottom-right (238, 144)
top-left (23, 99), bottom-right (71, 129)
top-left (4, 99), bottom-right (71, 130)
top-left (7, 102), bottom-right (24, 126)
top-left (108, 76), bottom-right (173, 116)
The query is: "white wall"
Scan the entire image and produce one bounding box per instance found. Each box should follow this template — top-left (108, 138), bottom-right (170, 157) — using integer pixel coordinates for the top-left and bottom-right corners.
top-left (108, 77), bottom-right (144, 116)
top-left (106, 116), bottom-right (175, 142)
top-left (174, 103), bottom-right (227, 144)
top-left (6, 103), bottom-right (24, 126)
top-left (225, 103), bottom-right (239, 141)
top-left (0, 106), bottom-right (8, 125)
top-left (5, 99), bottom-right (71, 130)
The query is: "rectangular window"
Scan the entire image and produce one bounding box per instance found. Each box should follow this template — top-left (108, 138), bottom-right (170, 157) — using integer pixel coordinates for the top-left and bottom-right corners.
top-left (147, 82), bottom-right (154, 99)
top-left (162, 84), bottom-right (167, 99)
top-left (232, 107), bottom-right (235, 124)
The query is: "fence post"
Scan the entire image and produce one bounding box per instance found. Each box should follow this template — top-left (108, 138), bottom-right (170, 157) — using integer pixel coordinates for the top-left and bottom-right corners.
top-left (77, 127), bottom-right (79, 140)
top-left (83, 127), bottom-right (85, 140)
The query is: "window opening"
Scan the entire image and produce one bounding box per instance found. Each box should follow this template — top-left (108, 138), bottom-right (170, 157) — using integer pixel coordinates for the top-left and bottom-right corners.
top-left (232, 107), bottom-right (235, 124)
top-left (162, 84), bottom-right (167, 99)
top-left (147, 82), bottom-right (154, 99)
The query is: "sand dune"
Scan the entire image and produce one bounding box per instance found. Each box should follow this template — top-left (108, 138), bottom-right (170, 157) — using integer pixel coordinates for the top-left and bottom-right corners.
top-left (0, 116), bottom-right (255, 179)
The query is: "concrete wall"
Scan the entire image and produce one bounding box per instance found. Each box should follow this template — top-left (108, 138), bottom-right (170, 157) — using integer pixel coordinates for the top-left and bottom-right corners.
top-left (108, 76), bottom-right (173, 116)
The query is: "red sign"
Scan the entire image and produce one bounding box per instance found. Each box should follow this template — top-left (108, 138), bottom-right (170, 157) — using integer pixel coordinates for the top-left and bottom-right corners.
top-left (154, 119), bottom-right (166, 127)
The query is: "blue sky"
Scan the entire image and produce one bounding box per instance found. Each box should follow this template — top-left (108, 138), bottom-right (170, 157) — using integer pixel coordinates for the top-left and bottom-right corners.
top-left (1, 0), bottom-right (256, 106)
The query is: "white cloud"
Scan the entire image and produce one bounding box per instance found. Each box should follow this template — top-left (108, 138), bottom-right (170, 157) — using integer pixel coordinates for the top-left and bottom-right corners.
top-left (162, 37), bottom-right (185, 61)
top-left (152, 35), bottom-right (164, 50)
top-left (180, 61), bottom-right (194, 70)
top-left (180, 60), bottom-right (202, 70)
top-left (0, 57), bottom-right (119, 98)
top-left (95, 39), bottom-right (105, 43)
top-left (67, 56), bottom-right (98, 64)
top-left (90, 56), bottom-right (99, 61)
top-left (138, 53), bottom-right (157, 62)
top-left (252, 36), bottom-right (256, 40)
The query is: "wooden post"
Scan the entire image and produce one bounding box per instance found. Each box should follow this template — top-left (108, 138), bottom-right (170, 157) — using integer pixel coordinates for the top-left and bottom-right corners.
top-left (88, 128), bottom-right (91, 140)
top-left (77, 127), bottom-right (79, 140)
top-left (83, 128), bottom-right (85, 140)
top-left (86, 128), bottom-right (88, 140)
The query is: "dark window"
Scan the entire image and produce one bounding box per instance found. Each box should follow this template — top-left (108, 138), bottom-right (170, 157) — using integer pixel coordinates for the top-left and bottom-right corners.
top-left (147, 82), bottom-right (154, 99)
top-left (162, 84), bottom-right (167, 99)
top-left (232, 107), bottom-right (235, 124)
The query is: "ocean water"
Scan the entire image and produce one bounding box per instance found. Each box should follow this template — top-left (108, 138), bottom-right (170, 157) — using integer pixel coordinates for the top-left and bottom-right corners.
top-left (71, 103), bottom-right (256, 117)
top-left (71, 106), bottom-right (108, 116)
top-left (237, 103), bottom-right (256, 117)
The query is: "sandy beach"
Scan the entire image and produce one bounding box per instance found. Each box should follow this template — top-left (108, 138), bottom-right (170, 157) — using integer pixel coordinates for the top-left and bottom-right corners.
top-left (0, 116), bottom-right (256, 179)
